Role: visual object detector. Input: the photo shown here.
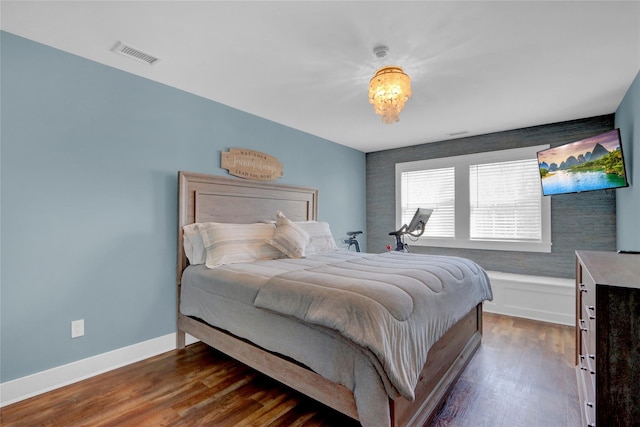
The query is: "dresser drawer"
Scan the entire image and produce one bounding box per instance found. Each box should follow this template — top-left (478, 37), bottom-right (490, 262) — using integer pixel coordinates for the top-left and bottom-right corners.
top-left (579, 276), bottom-right (595, 309)
top-left (581, 303), bottom-right (596, 356)
top-left (578, 316), bottom-right (589, 362)
top-left (584, 400), bottom-right (596, 427)
top-left (581, 338), bottom-right (596, 375)
top-left (578, 355), bottom-right (596, 426)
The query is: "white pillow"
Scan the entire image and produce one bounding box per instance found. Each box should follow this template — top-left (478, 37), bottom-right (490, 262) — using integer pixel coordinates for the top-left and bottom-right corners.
top-left (183, 223), bottom-right (206, 265)
top-left (296, 221), bottom-right (339, 255)
top-left (267, 211), bottom-right (311, 258)
top-left (197, 222), bottom-right (282, 268)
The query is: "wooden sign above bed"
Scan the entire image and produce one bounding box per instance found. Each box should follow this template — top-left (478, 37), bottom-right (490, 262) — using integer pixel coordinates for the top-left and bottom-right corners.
top-left (221, 148), bottom-right (283, 181)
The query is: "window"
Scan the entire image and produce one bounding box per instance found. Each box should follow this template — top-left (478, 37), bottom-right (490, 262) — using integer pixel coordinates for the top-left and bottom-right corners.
top-left (396, 145), bottom-right (551, 252)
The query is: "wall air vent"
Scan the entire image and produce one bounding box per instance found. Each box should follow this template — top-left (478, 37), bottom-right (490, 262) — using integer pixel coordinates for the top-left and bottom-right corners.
top-left (111, 41), bottom-right (160, 65)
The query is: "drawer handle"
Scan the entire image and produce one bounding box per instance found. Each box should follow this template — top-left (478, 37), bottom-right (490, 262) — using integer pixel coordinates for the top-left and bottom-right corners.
top-left (579, 319), bottom-right (587, 331)
top-left (578, 355), bottom-right (595, 374)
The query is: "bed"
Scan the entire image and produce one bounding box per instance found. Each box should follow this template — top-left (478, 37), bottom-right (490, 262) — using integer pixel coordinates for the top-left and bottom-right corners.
top-left (176, 171), bottom-right (492, 427)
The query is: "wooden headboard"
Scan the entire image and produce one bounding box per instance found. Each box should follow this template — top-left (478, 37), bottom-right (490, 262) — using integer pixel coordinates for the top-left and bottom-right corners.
top-left (177, 171), bottom-right (318, 283)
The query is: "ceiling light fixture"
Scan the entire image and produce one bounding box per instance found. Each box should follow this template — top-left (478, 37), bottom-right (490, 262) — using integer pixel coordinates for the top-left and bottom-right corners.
top-left (368, 46), bottom-right (412, 124)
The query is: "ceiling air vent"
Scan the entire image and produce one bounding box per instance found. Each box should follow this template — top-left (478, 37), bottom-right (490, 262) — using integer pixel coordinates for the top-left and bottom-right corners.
top-left (111, 41), bottom-right (160, 65)
top-left (448, 130), bottom-right (469, 137)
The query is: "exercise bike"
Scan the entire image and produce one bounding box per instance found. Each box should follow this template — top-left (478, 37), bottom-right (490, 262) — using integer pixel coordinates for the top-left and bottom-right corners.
top-left (388, 208), bottom-right (433, 252)
top-left (343, 230), bottom-right (363, 252)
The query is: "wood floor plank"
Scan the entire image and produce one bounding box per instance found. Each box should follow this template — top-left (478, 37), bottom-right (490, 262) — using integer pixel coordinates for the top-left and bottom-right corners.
top-left (1, 313), bottom-right (579, 427)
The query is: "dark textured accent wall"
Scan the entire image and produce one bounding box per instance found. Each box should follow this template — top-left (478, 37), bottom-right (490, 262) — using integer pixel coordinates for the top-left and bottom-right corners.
top-left (366, 115), bottom-right (617, 278)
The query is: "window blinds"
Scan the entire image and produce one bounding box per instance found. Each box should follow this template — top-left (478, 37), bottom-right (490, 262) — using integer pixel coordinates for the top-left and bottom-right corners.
top-left (469, 159), bottom-right (542, 241)
top-left (401, 167), bottom-right (455, 238)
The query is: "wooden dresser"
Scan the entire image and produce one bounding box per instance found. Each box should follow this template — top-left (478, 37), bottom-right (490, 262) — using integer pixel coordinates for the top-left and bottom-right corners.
top-left (575, 251), bottom-right (640, 427)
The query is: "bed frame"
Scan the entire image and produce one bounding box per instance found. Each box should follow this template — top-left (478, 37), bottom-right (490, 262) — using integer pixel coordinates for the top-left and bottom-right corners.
top-left (176, 171), bottom-right (483, 427)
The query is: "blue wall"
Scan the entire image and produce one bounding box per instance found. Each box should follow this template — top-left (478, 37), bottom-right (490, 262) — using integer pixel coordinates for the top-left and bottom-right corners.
top-left (615, 70), bottom-right (640, 251)
top-left (0, 32), bottom-right (366, 382)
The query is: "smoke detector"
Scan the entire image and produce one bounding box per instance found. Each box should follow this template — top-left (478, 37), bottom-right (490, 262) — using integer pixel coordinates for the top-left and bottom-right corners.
top-left (373, 45), bottom-right (389, 59)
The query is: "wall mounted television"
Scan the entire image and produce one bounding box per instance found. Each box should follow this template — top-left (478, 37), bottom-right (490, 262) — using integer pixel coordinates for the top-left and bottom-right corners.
top-left (536, 129), bottom-right (629, 196)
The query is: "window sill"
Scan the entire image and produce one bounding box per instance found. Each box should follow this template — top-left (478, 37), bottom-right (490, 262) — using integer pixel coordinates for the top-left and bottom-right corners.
top-left (409, 237), bottom-right (552, 253)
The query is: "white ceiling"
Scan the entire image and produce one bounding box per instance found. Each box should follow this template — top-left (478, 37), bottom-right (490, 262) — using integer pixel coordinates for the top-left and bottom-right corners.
top-left (2, 1), bottom-right (639, 153)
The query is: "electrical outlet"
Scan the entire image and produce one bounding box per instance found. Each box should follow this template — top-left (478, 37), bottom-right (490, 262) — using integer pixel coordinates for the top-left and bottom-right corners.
top-left (71, 319), bottom-right (84, 338)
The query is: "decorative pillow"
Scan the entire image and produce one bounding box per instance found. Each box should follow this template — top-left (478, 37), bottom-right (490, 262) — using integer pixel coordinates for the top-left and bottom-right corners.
top-left (295, 221), bottom-right (339, 255)
top-left (183, 223), bottom-right (206, 265)
top-left (267, 211), bottom-right (311, 258)
top-left (197, 222), bottom-right (282, 268)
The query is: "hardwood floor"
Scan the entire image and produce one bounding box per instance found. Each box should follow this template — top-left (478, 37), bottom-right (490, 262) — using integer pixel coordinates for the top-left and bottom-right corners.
top-left (430, 314), bottom-right (580, 427)
top-left (1, 313), bottom-right (580, 427)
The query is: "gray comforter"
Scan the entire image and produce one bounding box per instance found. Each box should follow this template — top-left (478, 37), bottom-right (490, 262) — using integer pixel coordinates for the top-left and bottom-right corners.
top-left (253, 251), bottom-right (493, 400)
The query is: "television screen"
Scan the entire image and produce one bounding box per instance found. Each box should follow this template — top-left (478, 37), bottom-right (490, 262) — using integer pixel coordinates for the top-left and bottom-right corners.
top-left (537, 129), bottom-right (628, 196)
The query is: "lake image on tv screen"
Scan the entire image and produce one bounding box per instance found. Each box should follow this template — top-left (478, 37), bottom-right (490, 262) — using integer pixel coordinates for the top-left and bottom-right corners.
top-left (540, 169), bottom-right (626, 195)
top-left (537, 130), bottom-right (627, 195)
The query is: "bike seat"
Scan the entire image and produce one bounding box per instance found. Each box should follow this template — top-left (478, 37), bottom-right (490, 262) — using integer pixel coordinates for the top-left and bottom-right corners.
top-left (346, 231), bottom-right (363, 237)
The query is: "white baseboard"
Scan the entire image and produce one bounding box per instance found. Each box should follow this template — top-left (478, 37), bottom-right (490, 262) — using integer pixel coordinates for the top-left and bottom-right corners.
top-left (0, 333), bottom-right (199, 407)
top-left (484, 271), bottom-right (575, 326)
